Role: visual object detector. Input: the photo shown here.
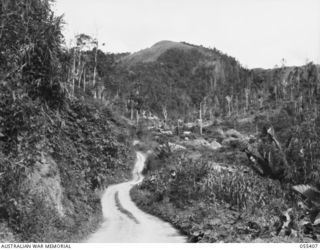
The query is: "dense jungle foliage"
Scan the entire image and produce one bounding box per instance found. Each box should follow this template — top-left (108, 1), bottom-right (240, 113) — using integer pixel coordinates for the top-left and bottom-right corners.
top-left (131, 111), bottom-right (320, 242)
top-left (0, 0), bottom-right (133, 242)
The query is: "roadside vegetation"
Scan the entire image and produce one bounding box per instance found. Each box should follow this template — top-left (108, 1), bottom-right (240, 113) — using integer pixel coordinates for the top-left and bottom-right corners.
top-left (131, 105), bottom-right (320, 242)
top-left (0, 0), bottom-right (133, 242)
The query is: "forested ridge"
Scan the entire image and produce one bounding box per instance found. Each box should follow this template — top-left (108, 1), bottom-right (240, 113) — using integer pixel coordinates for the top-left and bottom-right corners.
top-left (1, 0), bottom-right (320, 243)
top-left (70, 38), bottom-right (319, 124)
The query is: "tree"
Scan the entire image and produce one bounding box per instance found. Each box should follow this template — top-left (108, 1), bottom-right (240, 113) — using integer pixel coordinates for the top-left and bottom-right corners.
top-left (70, 34), bottom-right (95, 96)
top-left (225, 95), bottom-right (232, 116)
top-left (280, 58), bottom-right (287, 68)
top-left (0, 0), bottom-right (65, 107)
top-left (74, 34), bottom-right (93, 95)
top-left (244, 88), bottom-right (250, 111)
top-left (162, 106), bottom-right (168, 125)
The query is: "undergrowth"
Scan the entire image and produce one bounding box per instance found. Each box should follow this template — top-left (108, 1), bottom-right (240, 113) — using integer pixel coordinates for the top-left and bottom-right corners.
top-left (0, 83), bottom-right (134, 242)
top-left (131, 147), bottom-right (309, 242)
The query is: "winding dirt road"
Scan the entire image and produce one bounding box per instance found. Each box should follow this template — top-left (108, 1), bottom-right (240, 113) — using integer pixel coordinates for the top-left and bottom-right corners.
top-left (86, 151), bottom-right (186, 243)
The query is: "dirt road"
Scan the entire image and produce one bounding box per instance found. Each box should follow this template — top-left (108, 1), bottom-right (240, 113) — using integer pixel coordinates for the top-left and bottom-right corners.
top-left (86, 151), bottom-right (186, 243)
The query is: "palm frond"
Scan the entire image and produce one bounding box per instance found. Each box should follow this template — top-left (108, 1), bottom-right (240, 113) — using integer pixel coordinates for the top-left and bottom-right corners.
top-left (292, 184), bottom-right (320, 205)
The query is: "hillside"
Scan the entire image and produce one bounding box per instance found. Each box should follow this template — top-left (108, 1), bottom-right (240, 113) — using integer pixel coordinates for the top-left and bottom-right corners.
top-left (0, 0), bottom-right (135, 242)
top-left (128, 61), bottom-right (320, 242)
top-left (107, 40), bottom-right (320, 126)
top-left (115, 42), bottom-right (320, 242)
top-left (121, 40), bottom-right (194, 66)
top-left (0, 93), bottom-right (134, 242)
top-left (111, 40), bottom-right (249, 121)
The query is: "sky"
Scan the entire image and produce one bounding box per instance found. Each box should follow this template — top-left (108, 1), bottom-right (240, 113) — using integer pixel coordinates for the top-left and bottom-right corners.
top-left (54, 0), bottom-right (320, 69)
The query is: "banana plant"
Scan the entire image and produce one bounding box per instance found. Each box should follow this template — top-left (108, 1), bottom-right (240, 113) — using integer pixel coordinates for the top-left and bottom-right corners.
top-left (292, 184), bottom-right (320, 225)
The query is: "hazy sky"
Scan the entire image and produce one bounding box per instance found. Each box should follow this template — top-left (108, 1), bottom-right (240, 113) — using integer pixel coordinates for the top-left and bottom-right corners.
top-left (54, 0), bottom-right (320, 69)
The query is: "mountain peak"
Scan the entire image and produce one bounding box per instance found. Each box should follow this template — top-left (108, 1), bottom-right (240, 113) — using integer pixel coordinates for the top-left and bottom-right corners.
top-left (152, 40), bottom-right (180, 47)
top-left (121, 40), bottom-right (193, 66)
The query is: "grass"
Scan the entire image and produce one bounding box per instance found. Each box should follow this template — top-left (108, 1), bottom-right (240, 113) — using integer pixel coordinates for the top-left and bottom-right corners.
top-left (130, 139), bottom-right (316, 243)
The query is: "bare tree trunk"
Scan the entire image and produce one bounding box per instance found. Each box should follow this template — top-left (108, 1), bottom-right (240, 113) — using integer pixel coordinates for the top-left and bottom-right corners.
top-left (77, 51), bottom-right (82, 88)
top-left (83, 68), bottom-right (86, 92)
top-left (267, 127), bottom-right (290, 170)
top-left (131, 102), bottom-right (134, 120)
top-left (226, 95), bottom-right (232, 116)
top-left (162, 106), bottom-right (168, 126)
top-left (274, 85), bottom-right (278, 106)
top-left (78, 63), bottom-right (84, 89)
top-left (93, 48), bottom-right (98, 88)
top-left (67, 67), bottom-right (71, 85)
top-left (290, 85), bottom-right (294, 102)
top-left (136, 110), bottom-right (139, 124)
top-left (72, 50), bottom-right (76, 96)
top-left (245, 88), bottom-right (250, 111)
top-left (199, 103), bottom-right (202, 135)
top-left (235, 96), bottom-right (239, 115)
